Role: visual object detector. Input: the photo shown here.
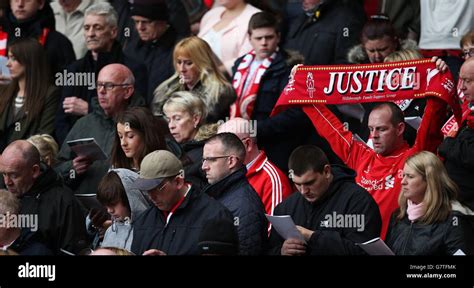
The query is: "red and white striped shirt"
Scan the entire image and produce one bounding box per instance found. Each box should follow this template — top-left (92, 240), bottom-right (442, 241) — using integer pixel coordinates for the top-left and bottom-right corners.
top-left (246, 151), bottom-right (293, 216)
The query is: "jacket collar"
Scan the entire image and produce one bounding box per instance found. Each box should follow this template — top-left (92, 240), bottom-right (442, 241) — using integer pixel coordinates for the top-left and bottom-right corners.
top-left (246, 151), bottom-right (268, 177)
top-left (21, 164), bottom-right (59, 200)
top-left (204, 166), bottom-right (248, 199)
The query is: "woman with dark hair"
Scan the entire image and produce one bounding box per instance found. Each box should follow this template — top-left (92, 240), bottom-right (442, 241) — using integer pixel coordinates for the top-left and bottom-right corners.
top-left (347, 15), bottom-right (417, 64)
top-left (0, 38), bottom-right (59, 152)
top-left (112, 107), bottom-right (168, 171)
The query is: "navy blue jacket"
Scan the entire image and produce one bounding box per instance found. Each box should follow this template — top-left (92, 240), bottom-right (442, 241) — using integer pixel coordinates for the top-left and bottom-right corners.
top-left (203, 167), bottom-right (268, 255)
top-left (131, 186), bottom-right (234, 255)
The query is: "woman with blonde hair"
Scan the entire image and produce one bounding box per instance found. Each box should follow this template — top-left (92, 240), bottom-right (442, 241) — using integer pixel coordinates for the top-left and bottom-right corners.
top-left (152, 36), bottom-right (236, 123)
top-left (383, 48), bottom-right (423, 62)
top-left (163, 91), bottom-right (209, 189)
top-left (386, 151), bottom-right (474, 255)
top-left (26, 134), bottom-right (59, 167)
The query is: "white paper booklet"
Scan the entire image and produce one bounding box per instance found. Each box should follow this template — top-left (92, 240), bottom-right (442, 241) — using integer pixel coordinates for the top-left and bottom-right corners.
top-left (266, 214), bottom-right (306, 243)
top-left (356, 237), bottom-right (395, 255)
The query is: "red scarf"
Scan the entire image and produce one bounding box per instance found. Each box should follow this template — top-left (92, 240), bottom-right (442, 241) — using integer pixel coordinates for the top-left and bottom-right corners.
top-left (393, 99), bottom-right (412, 111)
top-left (0, 29), bottom-right (7, 57)
top-left (441, 78), bottom-right (468, 136)
top-left (271, 60), bottom-right (461, 127)
top-left (0, 28), bottom-right (49, 56)
top-left (230, 50), bottom-right (277, 119)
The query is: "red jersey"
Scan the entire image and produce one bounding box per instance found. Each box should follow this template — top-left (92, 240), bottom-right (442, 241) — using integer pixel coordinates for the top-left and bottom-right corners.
top-left (246, 151), bottom-right (293, 216)
top-left (302, 98), bottom-right (446, 239)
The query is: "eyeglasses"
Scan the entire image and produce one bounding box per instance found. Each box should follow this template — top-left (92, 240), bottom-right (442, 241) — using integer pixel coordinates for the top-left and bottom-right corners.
top-left (462, 48), bottom-right (474, 58)
top-left (202, 155), bottom-right (232, 164)
top-left (97, 82), bottom-right (132, 91)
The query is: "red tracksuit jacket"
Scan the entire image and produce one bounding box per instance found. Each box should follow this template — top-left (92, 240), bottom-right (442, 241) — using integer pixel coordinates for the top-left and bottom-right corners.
top-left (246, 151), bottom-right (293, 216)
top-left (302, 98), bottom-right (446, 239)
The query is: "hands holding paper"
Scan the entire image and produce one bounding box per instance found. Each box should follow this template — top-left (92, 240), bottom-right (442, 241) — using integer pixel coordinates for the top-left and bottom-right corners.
top-left (296, 225), bottom-right (315, 241)
top-left (281, 226), bottom-right (314, 256)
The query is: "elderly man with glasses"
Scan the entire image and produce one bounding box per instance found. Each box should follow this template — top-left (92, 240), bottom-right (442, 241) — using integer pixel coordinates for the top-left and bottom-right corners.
top-left (201, 132), bottom-right (268, 255)
top-left (55, 2), bottom-right (148, 145)
top-left (56, 63), bottom-right (146, 198)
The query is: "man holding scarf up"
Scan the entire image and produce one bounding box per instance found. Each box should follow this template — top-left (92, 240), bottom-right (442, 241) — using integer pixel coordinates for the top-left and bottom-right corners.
top-left (439, 57), bottom-right (474, 211)
top-left (272, 58), bottom-right (456, 239)
top-left (230, 12), bottom-right (335, 172)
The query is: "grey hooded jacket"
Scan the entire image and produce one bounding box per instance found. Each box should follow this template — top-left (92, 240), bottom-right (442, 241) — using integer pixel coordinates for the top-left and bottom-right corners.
top-left (101, 168), bottom-right (151, 251)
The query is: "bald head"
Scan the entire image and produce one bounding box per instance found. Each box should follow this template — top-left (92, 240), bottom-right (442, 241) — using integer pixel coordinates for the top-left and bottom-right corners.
top-left (2, 140), bottom-right (41, 167)
top-left (460, 57), bottom-right (474, 103)
top-left (218, 118), bottom-right (251, 139)
top-left (98, 64), bottom-right (135, 86)
top-left (218, 118), bottom-right (259, 164)
top-left (0, 141), bottom-right (41, 197)
top-left (97, 64), bottom-right (135, 117)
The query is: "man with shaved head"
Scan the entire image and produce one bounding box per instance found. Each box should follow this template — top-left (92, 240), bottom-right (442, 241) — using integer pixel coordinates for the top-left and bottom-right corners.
top-left (56, 63), bottom-right (145, 196)
top-left (0, 140), bottom-right (88, 255)
top-left (439, 57), bottom-right (474, 211)
top-left (218, 118), bottom-right (293, 216)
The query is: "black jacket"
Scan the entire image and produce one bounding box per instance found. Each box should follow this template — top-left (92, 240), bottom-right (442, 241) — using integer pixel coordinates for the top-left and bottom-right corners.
top-left (282, 0), bottom-right (363, 65)
top-left (131, 185), bottom-right (234, 255)
top-left (181, 140), bottom-right (207, 191)
top-left (10, 228), bottom-right (53, 256)
top-left (203, 167), bottom-right (268, 255)
top-left (123, 26), bottom-right (178, 103)
top-left (19, 165), bottom-right (89, 255)
top-left (386, 207), bottom-right (474, 255)
top-left (0, 86), bottom-right (59, 152)
top-left (111, 0), bottom-right (190, 46)
top-left (439, 126), bottom-right (474, 211)
top-left (267, 165), bottom-right (382, 255)
top-left (55, 41), bottom-right (148, 145)
top-left (1, 6), bottom-right (75, 75)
